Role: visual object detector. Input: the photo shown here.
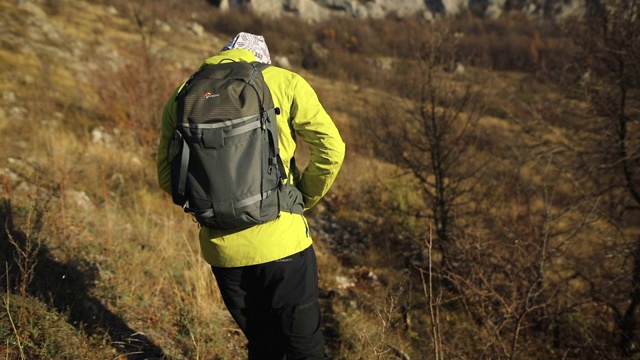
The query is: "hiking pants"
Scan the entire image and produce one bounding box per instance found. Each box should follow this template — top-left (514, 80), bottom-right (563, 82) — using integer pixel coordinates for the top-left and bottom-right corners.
top-left (211, 245), bottom-right (328, 359)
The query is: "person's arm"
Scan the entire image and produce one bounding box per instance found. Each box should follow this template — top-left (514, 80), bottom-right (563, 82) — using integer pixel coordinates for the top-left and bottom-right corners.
top-left (290, 75), bottom-right (346, 209)
top-left (156, 86), bottom-right (181, 194)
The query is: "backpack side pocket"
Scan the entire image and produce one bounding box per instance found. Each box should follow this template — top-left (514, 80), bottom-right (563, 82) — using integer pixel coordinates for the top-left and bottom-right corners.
top-left (168, 130), bottom-right (183, 162)
top-left (168, 130), bottom-right (188, 206)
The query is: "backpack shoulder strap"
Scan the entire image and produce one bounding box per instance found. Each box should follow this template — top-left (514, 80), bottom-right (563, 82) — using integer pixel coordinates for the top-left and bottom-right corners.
top-left (252, 62), bottom-right (270, 72)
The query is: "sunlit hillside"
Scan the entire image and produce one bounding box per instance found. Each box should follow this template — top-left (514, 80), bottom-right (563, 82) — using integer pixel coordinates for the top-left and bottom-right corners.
top-left (1, 0), bottom-right (639, 359)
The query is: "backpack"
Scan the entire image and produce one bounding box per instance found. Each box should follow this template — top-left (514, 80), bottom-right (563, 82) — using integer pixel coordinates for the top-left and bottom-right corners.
top-left (168, 60), bottom-right (304, 230)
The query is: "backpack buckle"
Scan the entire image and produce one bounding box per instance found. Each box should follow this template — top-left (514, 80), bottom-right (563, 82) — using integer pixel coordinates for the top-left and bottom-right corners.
top-left (268, 157), bottom-right (278, 174)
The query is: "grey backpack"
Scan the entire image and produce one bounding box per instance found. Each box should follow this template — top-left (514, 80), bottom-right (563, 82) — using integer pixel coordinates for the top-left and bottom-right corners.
top-left (168, 60), bottom-right (304, 230)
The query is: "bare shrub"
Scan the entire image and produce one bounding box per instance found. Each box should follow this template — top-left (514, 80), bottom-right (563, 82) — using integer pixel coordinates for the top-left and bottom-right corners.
top-left (92, 22), bottom-right (184, 153)
top-left (452, 15), bottom-right (572, 74)
top-left (366, 26), bottom-right (485, 269)
top-left (94, 0), bottom-right (215, 23)
top-left (561, 0), bottom-right (640, 354)
top-left (452, 154), bottom-right (603, 357)
top-left (315, 17), bottom-right (381, 56)
top-left (206, 6), bottom-right (261, 36)
top-left (355, 12), bottom-right (632, 358)
top-left (1, 187), bottom-right (48, 300)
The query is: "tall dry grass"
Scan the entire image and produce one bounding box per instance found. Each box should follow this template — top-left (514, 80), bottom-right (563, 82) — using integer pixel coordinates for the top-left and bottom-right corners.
top-left (2, 0), bottom-right (638, 358)
top-left (0, 1), bottom-right (244, 357)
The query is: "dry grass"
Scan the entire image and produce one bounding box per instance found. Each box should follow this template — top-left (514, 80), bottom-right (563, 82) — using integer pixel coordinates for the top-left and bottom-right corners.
top-left (0, 0), bottom-right (638, 359)
top-left (0, 3), bottom-right (240, 358)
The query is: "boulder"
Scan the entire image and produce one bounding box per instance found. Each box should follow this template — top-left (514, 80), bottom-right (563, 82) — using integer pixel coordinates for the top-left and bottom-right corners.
top-left (226, 0), bottom-right (598, 22)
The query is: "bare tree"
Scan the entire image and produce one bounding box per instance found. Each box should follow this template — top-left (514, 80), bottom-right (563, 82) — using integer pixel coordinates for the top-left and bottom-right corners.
top-left (366, 26), bottom-right (485, 271)
top-left (564, 0), bottom-right (640, 354)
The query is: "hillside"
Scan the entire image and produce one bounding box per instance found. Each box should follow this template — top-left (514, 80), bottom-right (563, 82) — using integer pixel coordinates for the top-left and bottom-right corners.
top-left (1, 0), bottom-right (639, 359)
top-left (225, 0), bottom-right (592, 22)
top-left (0, 1), bottom-right (398, 358)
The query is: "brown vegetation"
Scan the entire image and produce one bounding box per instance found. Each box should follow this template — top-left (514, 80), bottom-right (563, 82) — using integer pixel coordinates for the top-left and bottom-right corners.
top-left (1, 0), bottom-right (638, 359)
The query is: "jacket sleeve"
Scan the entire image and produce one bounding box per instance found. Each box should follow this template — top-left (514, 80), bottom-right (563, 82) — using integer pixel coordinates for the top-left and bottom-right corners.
top-left (156, 86), bottom-right (181, 195)
top-left (290, 75), bottom-right (346, 209)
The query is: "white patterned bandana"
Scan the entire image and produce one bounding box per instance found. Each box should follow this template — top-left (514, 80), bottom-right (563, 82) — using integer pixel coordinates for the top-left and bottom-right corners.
top-left (221, 32), bottom-right (272, 64)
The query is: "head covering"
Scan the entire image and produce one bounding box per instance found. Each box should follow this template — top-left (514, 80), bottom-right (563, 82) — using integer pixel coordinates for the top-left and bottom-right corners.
top-left (221, 32), bottom-right (272, 64)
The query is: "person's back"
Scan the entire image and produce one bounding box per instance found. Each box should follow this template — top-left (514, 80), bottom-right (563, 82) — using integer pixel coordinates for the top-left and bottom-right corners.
top-left (157, 32), bottom-right (345, 359)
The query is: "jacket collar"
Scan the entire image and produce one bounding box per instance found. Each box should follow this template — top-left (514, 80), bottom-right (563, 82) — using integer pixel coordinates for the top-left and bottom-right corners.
top-left (200, 49), bottom-right (257, 69)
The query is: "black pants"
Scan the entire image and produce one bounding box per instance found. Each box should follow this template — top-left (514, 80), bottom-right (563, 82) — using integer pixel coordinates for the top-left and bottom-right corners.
top-left (212, 246), bottom-right (328, 359)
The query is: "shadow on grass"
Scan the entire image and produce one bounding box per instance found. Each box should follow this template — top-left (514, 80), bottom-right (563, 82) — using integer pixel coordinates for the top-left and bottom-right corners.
top-left (0, 198), bottom-right (168, 360)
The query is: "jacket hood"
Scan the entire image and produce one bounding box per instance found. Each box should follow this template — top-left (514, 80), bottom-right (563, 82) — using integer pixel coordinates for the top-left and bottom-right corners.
top-left (199, 48), bottom-right (258, 69)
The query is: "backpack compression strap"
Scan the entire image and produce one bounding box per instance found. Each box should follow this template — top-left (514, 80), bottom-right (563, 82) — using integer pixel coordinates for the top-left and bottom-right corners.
top-left (177, 137), bottom-right (189, 197)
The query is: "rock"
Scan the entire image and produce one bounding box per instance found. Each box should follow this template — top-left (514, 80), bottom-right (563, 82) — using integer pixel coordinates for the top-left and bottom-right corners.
top-left (67, 190), bottom-right (94, 211)
top-left (155, 19), bottom-right (172, 33)
top-left (9, 106), bottom-right (27, 118)
top-left (302, 42), bottom-right (329, 69)
top-left (106, 5), bottom-right (118, 15)
top-left (22, 75), bottom-right (35, 85)
top-left (17, 1), bottom-right (47, 20)
top-left (187, 22), bottom-right (205, 37)
top-left (3, 91), bottom-right (17, 103)
top-left (91, 126), bottom-right (113, 145)
top-left (310, 42), bottom-right (329, 59)
top-left (224, 0), bottom-right (595, 22)
top-left (129, 156), bottom-right (143, 168)
top-left (444, 61), bottom-right (465, 74)
top-left (1, 168), bottom-right (20, 183)
top-left (335, 275), bottom-right (355, 289)
top-left (371, 57), bottom-right (393, 71)
top-left (273, 55), bottom-right (292, 69)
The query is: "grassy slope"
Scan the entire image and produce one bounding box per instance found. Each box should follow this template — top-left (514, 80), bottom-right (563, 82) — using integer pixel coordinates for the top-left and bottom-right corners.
top-left (0, 1), bottom-right (389, 358)
top-left (0, 0), bottom-right (623, 359)
top-left (0, 1), bottom-right (233, 359)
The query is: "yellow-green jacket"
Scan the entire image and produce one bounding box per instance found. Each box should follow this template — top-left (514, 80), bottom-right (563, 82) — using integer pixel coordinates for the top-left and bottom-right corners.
top-left (157, 49), bottom-right (346, 267)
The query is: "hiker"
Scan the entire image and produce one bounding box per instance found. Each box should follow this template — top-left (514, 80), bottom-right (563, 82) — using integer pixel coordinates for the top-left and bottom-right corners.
top-left (156, 32), bottom-right (346, 359)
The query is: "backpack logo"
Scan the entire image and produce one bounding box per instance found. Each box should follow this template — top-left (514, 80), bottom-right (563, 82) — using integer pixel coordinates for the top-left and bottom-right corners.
top-left (203, 92), bottom-right (219, 99)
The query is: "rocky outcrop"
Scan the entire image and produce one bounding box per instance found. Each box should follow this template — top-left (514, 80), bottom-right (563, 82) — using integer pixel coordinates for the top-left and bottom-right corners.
top-left (225, 0), bottom-right (599, 22)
